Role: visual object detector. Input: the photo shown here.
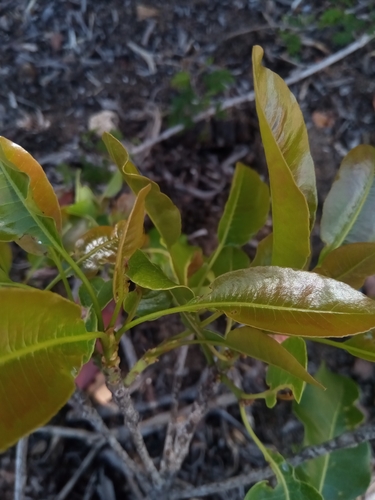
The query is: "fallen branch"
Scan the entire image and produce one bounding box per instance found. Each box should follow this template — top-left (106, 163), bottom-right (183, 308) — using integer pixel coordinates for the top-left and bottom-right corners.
top-left (169, 422), bottom-right (375, 499)
top-left (129, 32), bottom-right (375, 158)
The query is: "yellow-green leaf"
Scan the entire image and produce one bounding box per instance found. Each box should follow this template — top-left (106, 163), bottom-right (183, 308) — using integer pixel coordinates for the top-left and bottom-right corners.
top-left (250, 233), bottom-right (273, 267)
top-left (102, 133), bottom-right (181, 248)
top-left (320, 145), bottom-right (375, 258)
top-left (225, 327), bottom-right (320, 388)
top-left (0, 288), bottom-right (96, 451)
top-left (191, 267), bottom-right (375, 337)
top-left (218, 162), bottom-right (269, 246)
top-left (266, 337), bottom-right (308, 408)
top-left (252, 46), bottom-right (315, 268)
top-left (314, 242), bottom-right (375, 289)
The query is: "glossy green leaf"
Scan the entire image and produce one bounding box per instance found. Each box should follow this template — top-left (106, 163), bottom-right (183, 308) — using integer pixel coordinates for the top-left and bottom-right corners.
top-left (314, 242), bottom-right (375, 289)
top-left (294, 364), bottom-right (371, 500)
top-left (218, 162), bottom-right (269, 246)
top-left (320, 145), bottom-right (375, 258)
top-left (0, 288), bottom-right (96, 451)
top-left (266, 337), bottom-right (308, 408)
top-left (75, 226), bottom-right (118, 275)
top-left (212, 246), bottom-right (250, 277)
top-left (102, 133), bottom-right (181, 248)
top-left (245, 451), bottom-right (323, 500)
top-left (225, 327), bottom-right (320, 388)
top-left (0, 146), bottom-right (61, 255)
top-left (0, 242), bottom-right (12, 274)
top-left (252, 46), bottom-right (314, 268)
top-left (0, 137), bottom-right (62, 233)
top-left (250, 233), bottom-right (273, 267)
top-left (191, 267), bottom-right (375, 337)
top-left (113, 184), bottom-right (150, 302)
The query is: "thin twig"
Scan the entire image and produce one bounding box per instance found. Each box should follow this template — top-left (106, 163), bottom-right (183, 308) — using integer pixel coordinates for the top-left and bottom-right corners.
top-left (14, 437), bottom-right (28, 500)
top-left (105, 364), bottom-right (163, 488)
top-left (69, 391), bottom-right (146, 500)
top-left (169, 422), bottom-right (375, 499)
top-left (160, 367), bottom-right (219, 483)
top-left (55, 440), bottom-right (104, 500)
top-left (161, 343), bottom-right (190, 475)
top-left (128, 32), bottom-right (375, 158)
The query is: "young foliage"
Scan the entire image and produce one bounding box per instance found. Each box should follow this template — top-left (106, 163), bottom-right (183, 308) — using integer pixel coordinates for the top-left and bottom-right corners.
top-left (1, 45), bottom-right (375, 499)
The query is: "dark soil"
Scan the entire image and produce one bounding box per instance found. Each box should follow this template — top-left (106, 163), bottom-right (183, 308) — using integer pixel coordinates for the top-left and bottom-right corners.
top-left (1, 0), bottom-right (375, 498)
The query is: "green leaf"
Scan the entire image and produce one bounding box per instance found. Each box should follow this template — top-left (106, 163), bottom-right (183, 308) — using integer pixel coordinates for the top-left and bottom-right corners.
top-left (102, 133), bottom-right (181, 248)
top-left (113, 184), bottom-right (150, 302)
top-left (64, 171), bottom-right (98, 220)
top-left (101, 169), bottom-right (123, 200)
top-left (294, 364), bottom-right (371, 499)
top-left (217, 162), bottom-right (269, 246)
top-left (0, 137), bottom-right (62, 234)
top-left (170, 235), bottom-right (203, 286)
top-left (225, 327), bottom-right (321, 388)
top-left (0, 242), bottom-right (12, 274)
top-left (252, 46), bottom-right (316, 268)
top-left (314, 242), bottom-right (375, 289)
top-left (127, 249), bottom-right (192, 294)
top-left (245, 452), bottom-right (323, 500)
top-left (191, 267), bottom-right (375, 337)
top-left (342, 330), bottom-right (375, 362)
top-left (0, 146), bottom-right (61, 255)
top-left (79, 277), bottom-right (113, 310)
top-left (0, 288), bottom-right (96, 451)
top-left (125, 289), bottom-right (173, 318)
top-left (320, 145), bottom-right (375, 258)
top-left (212, 246), bottom-right (250, 277)
top-left (266, 337), bottom-right (308, 408)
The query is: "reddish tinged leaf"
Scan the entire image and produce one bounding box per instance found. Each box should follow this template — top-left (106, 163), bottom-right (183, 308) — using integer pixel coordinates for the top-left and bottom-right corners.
top-left (0, 136), bottom-right (62, 232)
top-left (192, 267), bottom-right (375, 338)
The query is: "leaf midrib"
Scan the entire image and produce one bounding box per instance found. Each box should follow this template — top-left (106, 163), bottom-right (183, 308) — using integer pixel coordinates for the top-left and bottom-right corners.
top-left (219, 166), bottom-right (243, 245)
top-left (0, 332), bottom-right (98, 366)
top-left (193, 300), bottom-right (371, 315)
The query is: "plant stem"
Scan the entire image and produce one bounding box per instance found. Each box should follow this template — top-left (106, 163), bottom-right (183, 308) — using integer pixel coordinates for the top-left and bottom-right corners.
top-left (49, 248), bottom-right (74, 301)
top-left (239, 404), bottom-right (285, 486)
top-left (196, 242), bottom-right (224, 291)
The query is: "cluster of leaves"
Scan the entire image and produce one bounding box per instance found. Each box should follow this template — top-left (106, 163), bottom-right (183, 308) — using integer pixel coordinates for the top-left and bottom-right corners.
top-left (280, 1), bottom-right (375, 55)
top-left (168, 63), bottom-right (234, 127)
top-left (1, 46), bottom-right (375, 498)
